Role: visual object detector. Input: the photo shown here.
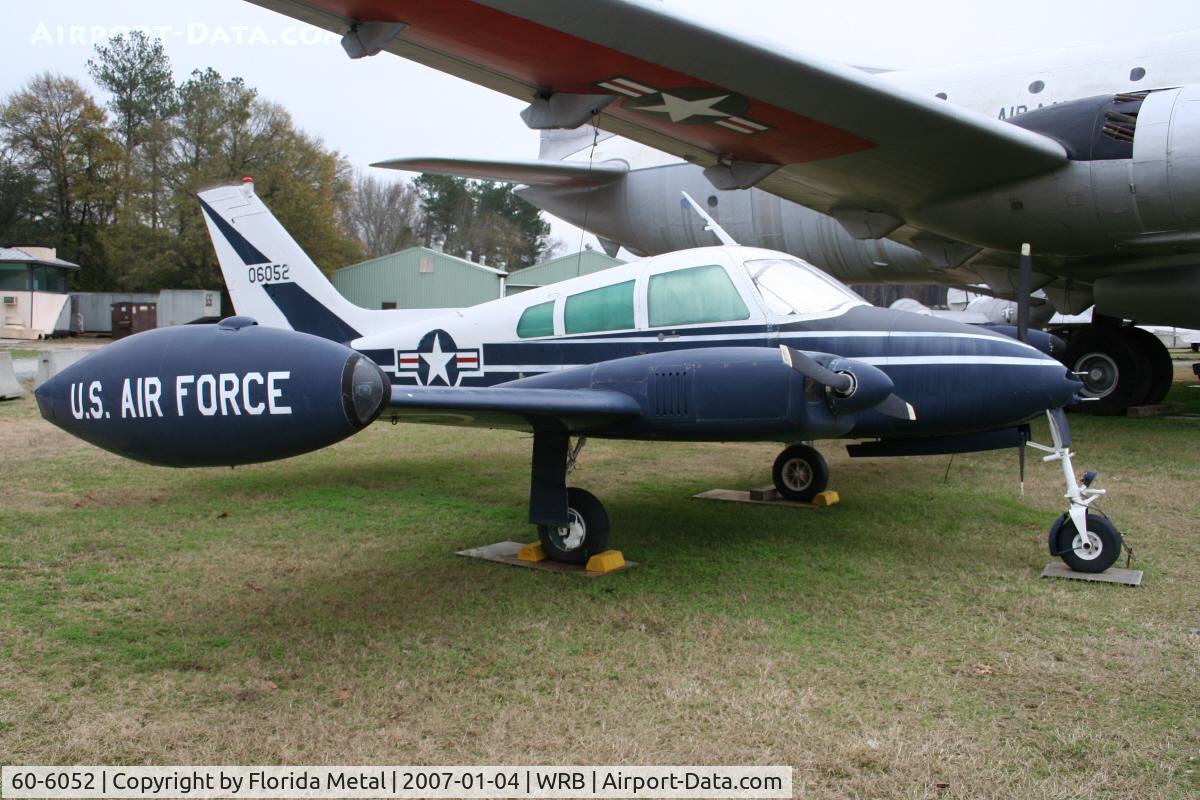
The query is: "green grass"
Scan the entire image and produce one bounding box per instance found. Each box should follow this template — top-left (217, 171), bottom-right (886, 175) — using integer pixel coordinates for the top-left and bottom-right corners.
top-left (0, 369), bottom-right (1198, 797)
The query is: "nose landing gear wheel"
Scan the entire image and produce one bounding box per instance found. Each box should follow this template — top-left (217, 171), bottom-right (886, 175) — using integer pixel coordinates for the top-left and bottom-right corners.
top-left (772, 444), bottom-right (829, 503)
top-left (1049, 512), bottom-right (1122, 573)
top-left (537, 487), bottom-right (610, 565)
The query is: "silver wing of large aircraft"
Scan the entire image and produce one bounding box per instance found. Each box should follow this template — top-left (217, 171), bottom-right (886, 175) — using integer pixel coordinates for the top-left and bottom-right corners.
top-left (372, 157), bottom-right (627, 187)
top-left (251, 0), bottom-right (1065, 216)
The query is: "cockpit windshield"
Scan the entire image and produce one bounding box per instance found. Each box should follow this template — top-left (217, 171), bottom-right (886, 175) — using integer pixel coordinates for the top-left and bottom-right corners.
top-left (744, 257), bottom-right (867, 317)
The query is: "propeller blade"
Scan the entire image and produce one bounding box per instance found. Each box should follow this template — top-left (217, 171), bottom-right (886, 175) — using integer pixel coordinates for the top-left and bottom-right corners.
top-left (779, 345), bottom-right (854, 394)
top-left (1017, 242), bottom-right (1032, 343)
top-left (876, 393), bottom-right (917, 421)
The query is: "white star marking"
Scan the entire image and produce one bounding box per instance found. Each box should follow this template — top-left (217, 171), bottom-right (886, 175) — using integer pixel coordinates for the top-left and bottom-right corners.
top-left (420, 336), bottom-right (454, 385)
top-left (637, 92), bottom-right (730, 123)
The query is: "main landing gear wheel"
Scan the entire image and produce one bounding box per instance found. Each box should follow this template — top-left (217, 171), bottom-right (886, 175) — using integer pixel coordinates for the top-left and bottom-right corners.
top-left (1126, 326), bottom-right (1174, 406)
top-left (1064, 328), bottom-right (1149, 415)
top-left (772, 444), bottom-right (829, 503)
top-left (537, 487), bottom-right (610, 565)
top-left (1050, 512), bottom-right (1123, 573)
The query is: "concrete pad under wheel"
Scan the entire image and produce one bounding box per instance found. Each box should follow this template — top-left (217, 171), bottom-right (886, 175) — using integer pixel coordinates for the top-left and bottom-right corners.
top-left (1041, 561), bottom-right (1142, 586)
top-left (456, 541), bottom-right (637, 576)
top-left (693, 488), bottom-right (839, 508)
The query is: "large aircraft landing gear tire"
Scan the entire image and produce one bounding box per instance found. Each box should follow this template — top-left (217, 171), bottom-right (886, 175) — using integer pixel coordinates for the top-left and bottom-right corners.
top-left (772, 444), bottom-right (829, 503)
top-left (1049, 512), bottom-right (1122, 573)
top-left (1127, 327), bottom-right (1174, 406)
top-left (537, 487), bottom-right (610, 565)
top-left (1064, 328), bottom-right (1150, 415)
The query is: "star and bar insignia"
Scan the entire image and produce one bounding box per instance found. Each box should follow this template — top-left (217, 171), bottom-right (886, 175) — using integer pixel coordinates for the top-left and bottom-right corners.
top-left (596, 76), bottom-right (769, 134)
top-left (395, 329), bottom-right (482, 387)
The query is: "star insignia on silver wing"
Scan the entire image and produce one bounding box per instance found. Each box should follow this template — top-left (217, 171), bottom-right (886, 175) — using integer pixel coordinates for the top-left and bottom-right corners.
top-left (635, 92), bottom-right (732, 123)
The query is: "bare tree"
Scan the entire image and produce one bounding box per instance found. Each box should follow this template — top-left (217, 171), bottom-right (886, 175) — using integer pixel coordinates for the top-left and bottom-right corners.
top-left (341, 170), bottom-right (422, 259)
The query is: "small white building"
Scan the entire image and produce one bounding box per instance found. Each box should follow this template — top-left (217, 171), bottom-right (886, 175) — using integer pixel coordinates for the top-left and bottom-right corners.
top-left (0, 247), bottom-right (79, 340)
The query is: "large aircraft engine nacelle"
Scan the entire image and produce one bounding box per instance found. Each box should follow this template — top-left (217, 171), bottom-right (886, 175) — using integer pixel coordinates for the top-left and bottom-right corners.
top-left (916, 87), bottom-right (1200, 256)
top-left (1114, 85), bottom-right (1200, 237)
top-left (34, 317), bottom-right (389, 467)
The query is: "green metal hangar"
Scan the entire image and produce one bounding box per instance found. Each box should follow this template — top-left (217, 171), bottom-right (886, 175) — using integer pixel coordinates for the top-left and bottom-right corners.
top-left (332, 247), bottom-right (623, 309)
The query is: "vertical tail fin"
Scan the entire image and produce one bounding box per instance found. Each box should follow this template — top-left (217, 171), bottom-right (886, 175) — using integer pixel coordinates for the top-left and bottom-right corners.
top-left (199, 181), bottom-right (445, 342)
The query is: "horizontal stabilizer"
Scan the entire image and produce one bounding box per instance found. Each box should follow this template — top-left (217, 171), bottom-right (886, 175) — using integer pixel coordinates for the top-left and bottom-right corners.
top-left (372, 157), bottom-right (628, 187)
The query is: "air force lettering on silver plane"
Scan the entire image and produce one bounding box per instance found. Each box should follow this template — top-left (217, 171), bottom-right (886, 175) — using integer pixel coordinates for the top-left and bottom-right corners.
top-left (35, 181), bottom-right (1123, 575)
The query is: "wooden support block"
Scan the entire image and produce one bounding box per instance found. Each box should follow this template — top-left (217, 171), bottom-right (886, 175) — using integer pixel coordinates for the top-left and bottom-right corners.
top-left (586, 550), bottom-right (626, 574)
top-left (1128, 400), bottom-right (1185, 419)
top-left (458, 541), bottom-right (637, 575)
top-left (693, 489), bottom-right (827, 508)
top-left (748, 484), bottom-right (779, 501)
top-left (517, 542), bottom-right (546, 562)
top-left (1040, 561), bottom-right (1142, 586)
top-left (812, 490), bottom-right (840, 506)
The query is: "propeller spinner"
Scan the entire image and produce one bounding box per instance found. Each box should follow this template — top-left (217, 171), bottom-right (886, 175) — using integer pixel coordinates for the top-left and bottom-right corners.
top-left (779, 345), bottom-right (916, 421)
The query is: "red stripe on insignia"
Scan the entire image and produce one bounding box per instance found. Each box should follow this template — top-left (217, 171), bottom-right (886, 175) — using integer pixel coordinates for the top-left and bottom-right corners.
top-left (597, 80), bottom-right (641, 97)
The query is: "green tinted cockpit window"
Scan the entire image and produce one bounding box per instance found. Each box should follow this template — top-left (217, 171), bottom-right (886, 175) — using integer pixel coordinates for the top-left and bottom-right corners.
top-left (517, 300), bottom-right (555, 338)
top-left (648, 264), bottom-right (750, 327)
top-left (564, 280), bottom-right (635, 334)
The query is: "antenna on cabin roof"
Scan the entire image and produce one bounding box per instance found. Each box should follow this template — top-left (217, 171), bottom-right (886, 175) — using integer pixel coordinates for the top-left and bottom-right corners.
top-left (680, 191), bottom-right (738, 246)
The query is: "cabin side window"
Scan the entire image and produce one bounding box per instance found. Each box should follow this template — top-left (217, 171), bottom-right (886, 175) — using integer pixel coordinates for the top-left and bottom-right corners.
top-left (564, 280), bottom-right (635, 334)
top-left (517, 300), bottom-right (555, 338)
top-left (0, 265), bottom-right (29, 291)
top-left (32, 266), bottom-right (68, 293)
top-left (647, 264), bottom-right (749, 327)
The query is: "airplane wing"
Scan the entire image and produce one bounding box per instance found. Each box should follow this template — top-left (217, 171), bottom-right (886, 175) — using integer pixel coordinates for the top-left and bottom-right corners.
top-left (248, 0), bottom-right (1068, 219)
top-left (388, 384), bottom-right (641, 433)
top-left (372, 157), bottom-right (628, 186)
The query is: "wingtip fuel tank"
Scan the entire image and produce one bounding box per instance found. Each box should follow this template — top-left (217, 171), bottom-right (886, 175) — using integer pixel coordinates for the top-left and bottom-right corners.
top-left (35, 318), bottom-right (389, 467)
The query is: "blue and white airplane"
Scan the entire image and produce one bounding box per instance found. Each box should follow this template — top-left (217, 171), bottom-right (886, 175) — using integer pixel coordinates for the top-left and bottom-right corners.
top-left (34, 181), bottom-right (1119, 572)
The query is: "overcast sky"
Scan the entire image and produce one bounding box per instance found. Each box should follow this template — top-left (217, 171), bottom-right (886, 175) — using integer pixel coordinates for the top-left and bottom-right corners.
top-left (3, 0), bottom-right (1199, 252)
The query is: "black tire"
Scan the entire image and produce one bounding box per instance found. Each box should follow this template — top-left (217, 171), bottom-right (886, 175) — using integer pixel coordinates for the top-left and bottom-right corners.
top-left (1126, 327), bottom-right (1174, 406)
top-left (1049, 512), bottom-right (1122, 573)
top-left (772, 444), bottom-right (830, 503)
top-left (537, 487), bottom-right (610, 565)
top-left (1064, 328), bottom-right (1149, 415)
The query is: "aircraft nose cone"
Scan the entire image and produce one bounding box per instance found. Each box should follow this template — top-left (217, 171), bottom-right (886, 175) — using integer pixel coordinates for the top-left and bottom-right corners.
top-left (1048, 363), bottom-right (1084, 408)
top-left (875, 305), bottom-right (1084, 433)
top-left (994, 344), bottom-right (1081, 424)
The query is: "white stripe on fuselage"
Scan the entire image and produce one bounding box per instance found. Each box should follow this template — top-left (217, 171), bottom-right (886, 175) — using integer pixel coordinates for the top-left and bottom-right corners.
top-left (556, 330), bottom-right (1034, 344)
top-left (478, 355), bottom-right (1060, 374)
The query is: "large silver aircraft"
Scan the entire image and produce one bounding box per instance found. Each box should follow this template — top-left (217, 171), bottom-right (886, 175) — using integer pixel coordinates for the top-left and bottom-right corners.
top-left (248, 0), bottom-right (1200, 415)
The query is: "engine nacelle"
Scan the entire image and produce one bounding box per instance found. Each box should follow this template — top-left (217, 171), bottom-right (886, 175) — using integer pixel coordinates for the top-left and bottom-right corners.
top-left (35, 317), bottom-right (389, 467)
top-left (914, 86), bottom-right (1200, 258)
top-left (509, 347), bottom-right (857, 440)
